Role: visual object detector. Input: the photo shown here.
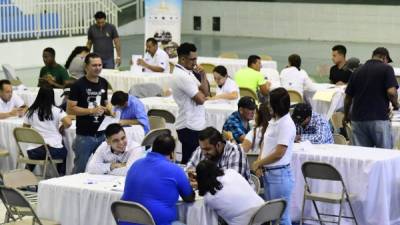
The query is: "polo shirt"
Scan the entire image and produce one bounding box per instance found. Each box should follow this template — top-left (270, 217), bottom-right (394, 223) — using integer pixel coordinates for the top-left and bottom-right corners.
top-left (39, 64), bottom-right (70, 86)
top-left (234, 67), bottom-right (266, 94)
top-left (143, 48), bottom-right (170, 73)
top-left (329, 65), bottom-right (352, 84)
top-left (88, 23), bottom-right (119, 60)
top-left (280, 67), bottom-right (315, 96)
top-left (121, 152), bottom-right (193, 225)
top-left (0, 94), bottom-right (24, 113)
top-left (171, 64), bottom-right (206, 131)
top-left (115, 95), bottom-right (150, 133)
top-left (345, 59), bottom-right (398, 121)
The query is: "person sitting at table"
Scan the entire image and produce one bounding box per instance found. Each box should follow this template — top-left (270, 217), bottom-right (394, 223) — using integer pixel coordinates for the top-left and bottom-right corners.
top-left (23, 87), bottom-right (72, 175)
top-left (241, 103), bottom-right (271, 153)
top-left (280, 54), bottom-right (316, 97)
top-left (121, 132), bottom-right (195, 225)
top-left (86, 123), bottom-right (145, 176)
top-left (206, 65), bottom-right (239, 104)
top-left (0, 79), bottom-right (25, 119)
top-left (136, 37), bottom-right (170, 73)
top-left (186, 127), bottom-right (251, 182)
top-left (196, 160), bottom-right (264, 225)
top-left (234, 55), bottom-right (271, 99)
top-left (38, 47), bottom-right (70, 89)
top-left (330, 45), bottom-right (352, 85)
top-left (65, 46), bottom-right (90, 80)
top-left (111, 91), bottom-right (150, 134)
top-left (222, 96), bottom-right (257, 143)
top-left (292, 103), bottom-right (333, 144)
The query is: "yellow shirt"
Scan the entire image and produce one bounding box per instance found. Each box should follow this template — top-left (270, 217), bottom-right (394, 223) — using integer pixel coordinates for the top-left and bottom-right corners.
top-left (234, 67), bottom-right (266, 93)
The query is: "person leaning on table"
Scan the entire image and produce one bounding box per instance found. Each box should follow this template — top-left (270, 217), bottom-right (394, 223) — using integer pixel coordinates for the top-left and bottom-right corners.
top-left (252, 87), bottom-right (296, 225)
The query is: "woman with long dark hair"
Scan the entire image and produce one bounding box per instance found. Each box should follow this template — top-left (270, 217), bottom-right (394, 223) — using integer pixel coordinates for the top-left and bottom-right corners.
top-left (196, 160), bottom-right (264, 225)
top-left (23, 87), bottom-right (72, 175)
top-left (241, 103), bottom-right (271, 153)
top-left (252, 87), bottom-right (296, 225)
top-left (65, 46), bottom-right (90, 79)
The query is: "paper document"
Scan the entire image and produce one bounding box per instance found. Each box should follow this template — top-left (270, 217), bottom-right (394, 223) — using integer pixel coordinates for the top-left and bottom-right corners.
top-left (312, 89), bottom-right (337, 102)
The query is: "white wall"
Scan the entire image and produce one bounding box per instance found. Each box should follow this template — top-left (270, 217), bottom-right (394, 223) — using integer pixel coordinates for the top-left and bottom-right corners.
top-left (182, 1), bottom-right (400, 44)
top-left (0, 36), bottom-right (87, 69)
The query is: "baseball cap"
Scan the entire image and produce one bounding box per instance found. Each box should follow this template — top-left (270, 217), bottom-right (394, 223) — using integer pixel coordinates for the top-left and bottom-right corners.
top-left (373, 47), bottom-right (393, 63)
top-left (238, 96), bottom-right (257, 110)
top-left (291, 103), bottom-right (312, 124)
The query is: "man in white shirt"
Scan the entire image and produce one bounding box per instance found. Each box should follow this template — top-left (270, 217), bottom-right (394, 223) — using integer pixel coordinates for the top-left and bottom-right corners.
top-left (171, 42), bottom-right (209, 164)
top-left (86, 123), bottom-right (145, 176)
top-left (137, 38), bottom-right (170, 73)
top-left (0, 79), bottom-right (25, 119)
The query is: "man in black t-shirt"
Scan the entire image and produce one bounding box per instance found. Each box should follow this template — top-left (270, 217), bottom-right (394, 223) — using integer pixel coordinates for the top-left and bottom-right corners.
top-left (67, 53), bottom-right (111, 173)
top-left (329, 45), bottom-right (352, 85)
top-left (344, 47), bottom-right (399, 149)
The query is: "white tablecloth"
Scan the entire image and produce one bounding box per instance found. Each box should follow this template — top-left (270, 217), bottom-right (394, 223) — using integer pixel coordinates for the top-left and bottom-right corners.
top-left (37, 173), bottom-right (218, 225)
top-left (14, 87), bottom-right (64, 107)
top-left (101, 69), bottom-right (173, 92)
top-left (0, 118), bottom-right (145, 174)
top-left (291, 143), bottom-right (400, 225)
top-left (140, 97), bottom-right (237, 131)
top-left (306, 83), bottom-right (345, 120)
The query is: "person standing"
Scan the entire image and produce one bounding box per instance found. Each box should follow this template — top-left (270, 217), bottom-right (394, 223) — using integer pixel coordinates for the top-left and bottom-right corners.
top-left (67, 53), bottom-right (111, 174)
top-left (170, 42), bottom-right (209, 164)
top-left (87, 11), bottom-right (121, 69)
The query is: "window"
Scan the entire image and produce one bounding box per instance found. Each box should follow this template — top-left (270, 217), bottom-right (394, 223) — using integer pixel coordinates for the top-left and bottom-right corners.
top-left (193, 16), bottom-right (201, 30)
top-left (212, 17), bottom-right (220, 31)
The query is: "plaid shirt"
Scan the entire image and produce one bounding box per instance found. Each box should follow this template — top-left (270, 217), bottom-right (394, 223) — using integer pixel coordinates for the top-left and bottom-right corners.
top-left (222, 111), bottom-right (250, 143)
top-left (186, 141), bottom-right (250, 181)
top-left (298, 112), bottom-right (334, 144)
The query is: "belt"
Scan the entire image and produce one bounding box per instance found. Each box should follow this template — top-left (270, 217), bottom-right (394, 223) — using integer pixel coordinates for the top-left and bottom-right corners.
top-left (262, 164), bottom-right (290, 172)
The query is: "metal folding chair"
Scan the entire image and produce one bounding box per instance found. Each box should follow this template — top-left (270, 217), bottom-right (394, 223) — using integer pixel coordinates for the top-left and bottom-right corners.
top-left (247, 199), bottom-right (286, 225)
top-left (111, 200), bottom-right (155, 225)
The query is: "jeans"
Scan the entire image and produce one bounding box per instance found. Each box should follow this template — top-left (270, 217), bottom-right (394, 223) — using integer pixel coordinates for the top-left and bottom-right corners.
top-left (102, 57), bottom-right (115, 69)
top-left (72, 134), bottom-right (105, 174)
top-left (263, 166), bottom-right (294, 225)
top-left (351, 120), bottom-right (393, 149)
top-left (27, 145), bottom-right (67, 175)
top-left (176, 128), bottom-right (199, 164)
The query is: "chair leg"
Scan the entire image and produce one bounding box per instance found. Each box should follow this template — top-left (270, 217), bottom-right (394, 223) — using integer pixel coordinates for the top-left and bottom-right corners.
top-left (347, 199), bottom-right (359, 225)
top-left (337, 200), bottom-right (344, 225)
top-left (300, 196), bottom-right (306, 225)
top-left (42, 162), bottom-right (48, 179)
top-left (49, 159), bottom-right (60, 177)
top-left (311, 200), bottom-right (324, 225)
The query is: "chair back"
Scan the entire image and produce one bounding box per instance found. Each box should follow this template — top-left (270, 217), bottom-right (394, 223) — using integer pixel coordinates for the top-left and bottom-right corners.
top-left (260, 54), bottom-right (273, 61)
top-left (287, 90), bottom-right (303, 104)
top-left (249, 174), bottom-right (261, 194)
top-left (148, 116), bottom-right (166, 130)
top-left (169, 62), bottom-right (175, 73)
top-left (0, 186), bottom-right (40, 222)
top-left (247, 199), bottom-right (286, 225)
top-left (1, 169), bottom-right (38, 188)
top-left (111, 200), bottom-right (155, 225)
top-left (331, 112), bottom-right (344, 131)
top-left (199, 63), bottom-right (216, 74)
top-left (333, 134), bottom-right (347, 145)
top-left (302, 161), bottom-right (342, 181)
top-left (14, 127), bottom-right (46, 145)
top-left (141, 128), bottom-right (171, 147)
top-left (239, 87), bottom-right (258, 100)
top-left (147, 109), bottom-right (175, 123)
top-left (2, 64), bottom-right (18, 81)
top-left (129, 83), bottom-right (163, 98)
top-left (218, 52), bottom-right (239, 59)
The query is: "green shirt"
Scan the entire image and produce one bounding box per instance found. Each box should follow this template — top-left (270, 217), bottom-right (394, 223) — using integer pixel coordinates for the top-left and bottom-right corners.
top-left (39, 64), bottom-right (70, 86)
top-left (234, 67), bottom-right (266, 93)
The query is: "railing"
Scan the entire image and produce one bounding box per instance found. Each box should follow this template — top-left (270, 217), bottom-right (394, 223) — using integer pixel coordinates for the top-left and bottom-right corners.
top-left (0, 0), bottom-right (120, 41)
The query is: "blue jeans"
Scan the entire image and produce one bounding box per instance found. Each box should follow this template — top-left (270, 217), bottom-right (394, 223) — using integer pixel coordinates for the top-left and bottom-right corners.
top-left (351, 120), bottom-right (393, 149)
top-left (263, 166), bottom-right (294, 225)
top-left (72, 134), bottom-right (105, 174)
top-left (27, 145), bottom-right (67, 175)
top-left (102, 57), bottom-right (115, 69)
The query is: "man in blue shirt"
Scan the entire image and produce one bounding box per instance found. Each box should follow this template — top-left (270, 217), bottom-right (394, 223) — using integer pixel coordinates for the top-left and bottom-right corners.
top-left (111, 91), bottom-right (150, 133)
top-left (121, 132), bottom-right (195, 225)
top-left (292, 103), bottom-right (334, 144)
top-left (222, 96), bottom-right (256, 143)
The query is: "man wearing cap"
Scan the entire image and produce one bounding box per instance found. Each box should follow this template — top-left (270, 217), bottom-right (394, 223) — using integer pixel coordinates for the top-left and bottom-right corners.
top-left (344, 47), bottom-right (399, 149)
top-left (222, 96), bottom-right (257, 143)
top-left (292, 103), bottom-right (333, 144)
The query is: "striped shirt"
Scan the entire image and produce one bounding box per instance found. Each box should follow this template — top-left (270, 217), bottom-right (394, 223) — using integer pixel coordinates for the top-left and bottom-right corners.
top-left (186, 141), bottom-right (250, 181)
top-left (86, 141), bottom-right (145, 176)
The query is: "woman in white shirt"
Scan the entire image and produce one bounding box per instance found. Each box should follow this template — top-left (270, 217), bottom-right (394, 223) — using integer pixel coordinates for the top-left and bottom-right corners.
top-left (196, 160), bottom-right (264, 225)
top-left (280, 54), bottom-right (315, 97)
top-left (207, 65), bottom-right (239, 104)
top-left (23, 87), bottom-right (72, 175)
top-left (65, 46), bottom-right (90, 80)
top-left (252, 87), bottom-right (296, 225)
top-left (242, 103), bottom-right (271, 153)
